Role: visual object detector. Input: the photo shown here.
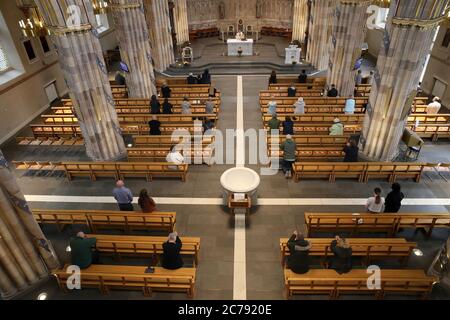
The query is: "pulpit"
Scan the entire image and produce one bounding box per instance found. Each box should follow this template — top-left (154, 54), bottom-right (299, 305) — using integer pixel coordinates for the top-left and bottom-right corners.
top-left (285, 45), bottom-right (301, 64)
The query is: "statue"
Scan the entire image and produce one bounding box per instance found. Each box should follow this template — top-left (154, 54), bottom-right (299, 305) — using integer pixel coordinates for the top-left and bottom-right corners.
top-left (219, 2), bottom-right (225, 20)
top-left (256, 0), bottom-right (263, 19)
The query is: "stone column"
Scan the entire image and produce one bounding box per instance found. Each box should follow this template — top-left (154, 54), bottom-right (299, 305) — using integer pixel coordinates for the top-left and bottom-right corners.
top-left (144, 0), bottom-right (175, 72)
top-left (292, 0), bottom-right (309, 43)
top-left (109, 0), bottom-right (157, 97)
top-left (361, 0), bottom-right (449, 161)
top-left (327, 0), bottom-right (370, 96)
top-left (0, 151), bottom-right (60, 299)
top-left (35, 0), bottom-right (127, 161)
top-left (173, 0), bottom-right (189, 44)
top-left (306, 0), bottom-right (335, 70)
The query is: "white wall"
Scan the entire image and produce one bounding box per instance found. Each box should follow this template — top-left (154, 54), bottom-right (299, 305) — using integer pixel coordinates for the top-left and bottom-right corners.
top-left (365, 28), bottom-right (383, 59)
top-left (421, 27), bottom-right (450, 107)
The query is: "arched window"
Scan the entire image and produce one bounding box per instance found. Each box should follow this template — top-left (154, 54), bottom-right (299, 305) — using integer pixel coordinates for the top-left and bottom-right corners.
top-left (0, 44), bottom-right (10, 72)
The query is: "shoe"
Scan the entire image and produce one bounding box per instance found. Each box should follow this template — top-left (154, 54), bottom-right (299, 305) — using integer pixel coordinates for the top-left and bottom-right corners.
top-left (287, 171), bottom-right (292, 178)
top-left (284, 171), bottom-right (289, 178)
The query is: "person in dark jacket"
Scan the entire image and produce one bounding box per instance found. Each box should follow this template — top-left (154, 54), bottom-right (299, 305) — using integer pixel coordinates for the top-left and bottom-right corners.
top-left (298, 70), bottom-right (307, 83)
top-left (70, 232), bottom-right (98, 269)
top-left (330, 236), bottom-right (352, 274)
top-left (282, 116), bottom-right (295, 135)
top-left (343, 139), bottom-right (359, 162)
top-left (138, 189), bottom-right (157, 213)
top-left (269, 70), bottom-right (277, 84)
top-left (287, 83), bottom-right (297, 97)
top-left (162, 232), bottom-right (183, 270)
top-left (327, 84), bottom-right (339, 97)
top-left (162, 98), bottom-right (173, 114)
top-left (384, 183), bottom-right (405, 213)
top-left (201, 69), bottom-right (211, 84)
top-left (148, 116), bottom-right (161, 135)
top-left (161, 83), bottom-right (172, 99)
top-left (287, 231), bottom-right (311, 274)
top-left (115, 71), bottom-right (126, 86)
top-left (187, 73), bottom-right (197, 84)
top-left (150, 95), bottom-right (161, 114)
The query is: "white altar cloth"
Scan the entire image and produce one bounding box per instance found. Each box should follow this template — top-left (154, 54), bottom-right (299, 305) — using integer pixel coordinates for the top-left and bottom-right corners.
top-left (227, 39), bottom-right (253, 56)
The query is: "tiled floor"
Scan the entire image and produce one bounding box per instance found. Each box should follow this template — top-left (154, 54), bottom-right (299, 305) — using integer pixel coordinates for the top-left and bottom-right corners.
top-left (2, 74), bottom-right (450, 300)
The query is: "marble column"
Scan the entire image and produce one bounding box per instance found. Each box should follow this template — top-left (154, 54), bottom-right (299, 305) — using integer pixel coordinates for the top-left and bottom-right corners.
top-left (306, 0), bottom-right (335, 70)
top-left (292, 0), bottom-right (309, 43)
top-left (327, 0), bottom-right (370, 96)
top-left (35, 0), bottom-right (127, 161)
top-left (173, 0), bottom-right (189, 44)
top-left (109, 0), bottom-right (157, 97)
top-left (0, 151), bottom-right (60, 299)
top-left (361, 0), bottom-right (449, 161)
top-left (144, 0), bottom-right (175, 72)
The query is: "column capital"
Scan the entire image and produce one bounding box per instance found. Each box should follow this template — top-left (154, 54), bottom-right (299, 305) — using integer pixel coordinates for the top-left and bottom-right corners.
top-left (47, 24), bottom-right (92, 35)
top-left (339, 0), bottom-right (371, 5)
top-left (392, 15), bottom-right (448, 29)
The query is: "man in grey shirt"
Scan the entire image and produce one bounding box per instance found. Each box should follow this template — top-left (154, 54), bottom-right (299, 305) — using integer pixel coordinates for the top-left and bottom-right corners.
top-left (113, 180), bottom-right (134, 211)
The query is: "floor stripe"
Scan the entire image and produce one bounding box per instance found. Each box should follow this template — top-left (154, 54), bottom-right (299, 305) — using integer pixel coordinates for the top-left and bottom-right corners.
top-left (235, 75), bottom-right (245, 167)
top-left (24, 195), bottom-right (450, 206)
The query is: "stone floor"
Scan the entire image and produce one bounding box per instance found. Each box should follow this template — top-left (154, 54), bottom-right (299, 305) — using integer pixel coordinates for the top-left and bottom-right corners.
top-left (2, 73), bottom-right (450, 301)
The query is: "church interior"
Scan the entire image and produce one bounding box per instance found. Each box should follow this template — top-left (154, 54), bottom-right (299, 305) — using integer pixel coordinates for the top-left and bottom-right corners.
top-left (2, 0), bottom-right (450, 303)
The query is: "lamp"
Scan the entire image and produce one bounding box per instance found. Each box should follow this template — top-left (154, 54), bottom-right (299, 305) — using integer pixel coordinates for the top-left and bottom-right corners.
top-left (16, 0), bottom-right (49, 38)
top-left (92, 0), bottom-right (109, 15)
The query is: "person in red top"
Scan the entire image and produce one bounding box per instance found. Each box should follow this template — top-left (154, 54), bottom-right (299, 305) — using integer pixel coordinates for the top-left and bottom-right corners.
top-left (138, 189), bottom-right (156, 213)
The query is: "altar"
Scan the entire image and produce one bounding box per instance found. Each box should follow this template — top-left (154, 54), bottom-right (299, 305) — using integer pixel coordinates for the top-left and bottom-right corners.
top-left (227, 39), bottom-right (253, 56)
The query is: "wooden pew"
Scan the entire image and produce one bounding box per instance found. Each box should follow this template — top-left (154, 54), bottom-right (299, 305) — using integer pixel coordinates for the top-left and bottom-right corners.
top-left (260, 90), bottom-right (325, 98)
top-left (271, 76), bottom-right (327, 85)
top-left (33, 209), bottom-right (176, 233)
top-left (260, 97), bottom-right (369, 107)
top-left (269, 147), bottom-right (345, 161)
top-left (62, 97), bottom-right (222, 108)
top-left (304, 212), bottom-right (450, 237)
top-left (52, 104), bottom-right (221, 115)
top-left (61, 162), bottom-right (189, 182)
top-left (261, 105), bottom-right (366, 114)
top-left (30, 124), bottom-right (81, 137)
top-left (54, 265), bottom-right (196, 297)
top-left (133, 135), bottom-right (215, 147)
top-left (267, 135), bottom-right (349, 147)
top-left (408, 114), bottom-right (450, 125)
top-left (262, 114), bottom-right (364, 125)
top-left (261, 26), bottom-right (292, 38)
top-left (284, 269), bottom-right (436, 299)
top-left (16, 136), bottom-right (84, 146)
top-left (407, 123), bottom-right (450, 141)
top-left (127, 147), bottom-right (213, 164)
top-left (268, 123), bottom-right (362, 135)
top-left (41, 114), bottom-right (219, 125)
top-left (87, 234), bottom-right (200, 265)
top-left (279, 238), bottom-right (417, 267)
top-left (293, 162), bottom-right (425, 183)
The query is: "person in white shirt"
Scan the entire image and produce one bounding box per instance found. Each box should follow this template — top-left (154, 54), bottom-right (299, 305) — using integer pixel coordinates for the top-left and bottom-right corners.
top-left (366, 188), bottom-right (385, 213)
top-left (293, 97), bottom-right (305, 114)
top-left (166, 145), bottom-right (185, 170)
top-left (236, 31), bottom-right (245, 40)
top-left (181, 97), bottom-right (192, 114)
top-left (427, 97), bottom-right (442, 115)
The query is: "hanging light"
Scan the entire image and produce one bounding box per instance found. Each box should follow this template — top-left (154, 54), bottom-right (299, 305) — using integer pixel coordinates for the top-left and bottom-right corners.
top-left (16, 0), bottom-right (50, 38)
top-left (92, 0), bottom-right (109, 15)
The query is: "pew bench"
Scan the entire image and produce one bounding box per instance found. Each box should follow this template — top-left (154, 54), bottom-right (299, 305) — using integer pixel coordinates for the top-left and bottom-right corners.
top-left (54, 265), bottom-right (196, 297)
top-left (87, 234), bottom-right (201, 266)
top-left (279, 238), bottom-right (417, 267)
top-left (262, 114), bottom-right (364, 125)
top-left (33, 209), bottom-right (176, 233)
top-left (284, 269), bottom-right (436, 299)
top-left (127, 147), bottom-right (213, 165)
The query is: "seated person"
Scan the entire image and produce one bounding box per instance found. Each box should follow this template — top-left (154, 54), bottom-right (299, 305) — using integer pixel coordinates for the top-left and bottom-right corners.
top-left (267, 98), bottom-right (277, 116)
top-left (287, 231), bottom-right (311, 274)
top-left (148, 116), bottom-right (161, 135)
top-left (150, 95), bottom-right (161, 114)
top-left (293, 97), bottom-right (305, 114)
top-left (70, 232), bottom-right (98, 269)
top-left (268, 115), bottom-right (281, 131)
top-left (138, 189), bottom-right (157, 213)
top-left (162, 98), bottom-right (173, 114)
top-left (166, 145), bottom-right (185, 169)
top-left (343, 139), bottom-right (359, 162)
top-left (327, 84), bottom-right (339, 97)
top-left (283, 116), bottom-right (295, 135)
top-left (187, 73), bottom-right (197, 84)
top-left (344, 96), bottom-right (356, 114)
top-left (298, 70), bottom-right (307, 83)
top-left (427, 97), bottom-right (442, 114)
top-left (205, 97), bottom-right (215, 114)
top-left (330, 236), bottom-right (352, 274)
top-left (115, 71), bottom-right (126, 86)
top-left (162, 232), bottom-right (183, 270)
top-left (287, 84), bottom-right (297, 97)
top-left (161, 82), bottom-right (172, 99)
top-left (269, 70), bottom-right (277, 84)
top-left (329, 118), bottom-right (344, 136)
top-left (181, 97), bottom-right (192, 114)
top-left (202, 118), bottom-right (215, 133)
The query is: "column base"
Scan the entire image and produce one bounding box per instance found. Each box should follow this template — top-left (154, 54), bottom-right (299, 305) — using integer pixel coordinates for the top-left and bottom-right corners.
top-left (358, 149), bottom-right (401, 163)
